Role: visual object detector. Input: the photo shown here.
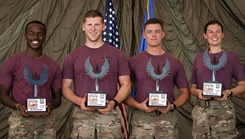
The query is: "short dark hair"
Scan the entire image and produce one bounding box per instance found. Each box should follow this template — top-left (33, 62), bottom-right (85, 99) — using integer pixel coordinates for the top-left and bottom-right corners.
top-left (25, 20), bottom-right (46, 34)
top-left (83, 10), bottom-right (104, 23)
top-left (204, 20), bottom-right (223, 33)
top-left (144, 18), bottom-right (164, 31)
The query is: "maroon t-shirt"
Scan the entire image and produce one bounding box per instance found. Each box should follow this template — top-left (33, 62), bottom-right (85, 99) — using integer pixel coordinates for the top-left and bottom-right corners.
top-left (128, 51), bottom-right (189, 103)
top-left (189, 50), bottom-right (245, 90)
top-left (62, 43), bottom-right (130, 100)
top-left (0, 52), bottom-right (62, 104)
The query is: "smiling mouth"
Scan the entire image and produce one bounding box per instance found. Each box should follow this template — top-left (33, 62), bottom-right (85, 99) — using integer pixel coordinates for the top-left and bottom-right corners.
top-left (211, 38), bottom-right (218, 41)
top-left (90, 32), bottom-right (98, 36)
top-left (32, 41), bottom-right (39, 44)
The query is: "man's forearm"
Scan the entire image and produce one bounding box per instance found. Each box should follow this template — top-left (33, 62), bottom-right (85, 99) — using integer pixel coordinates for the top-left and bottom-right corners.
top-left (113, 84), bottom-right (131, 103)
top-left (62, 87), bottom-right (82, 106)
top-left (173, 88), bottom-right (190, 107)
top-left (0, 95), bottom-right (19, 110)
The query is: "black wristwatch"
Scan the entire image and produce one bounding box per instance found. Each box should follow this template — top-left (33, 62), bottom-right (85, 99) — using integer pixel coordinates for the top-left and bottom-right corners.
top-left (112, 99), bottom-right (118, 108)
top-left (50, 102), bottom-right (55, 110)
top-left (170, 102), bottom-right (177, 112)
top-left (229, 90), bottom-right (233, 97)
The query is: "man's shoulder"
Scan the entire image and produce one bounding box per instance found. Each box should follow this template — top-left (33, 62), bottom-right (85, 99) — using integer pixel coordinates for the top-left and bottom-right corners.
top-left (103, 43), bottom-right (122, 53)
top-left (9, 51), bottom-right (24, 58)
top-left (64, 46), bottom-right (84, 60)
top-left (129, 51), bottom-right (145, 59)
top-left (3, 52), bottom-right (24, 63)
top-left (43, 54), bottom-right (59, 65)
top-left (164, 53), bottom-right (181, 62)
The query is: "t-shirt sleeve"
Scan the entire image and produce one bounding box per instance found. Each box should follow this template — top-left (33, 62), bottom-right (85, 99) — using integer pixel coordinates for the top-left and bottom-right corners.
top-left (128, 58), bottom-right (135, 83)
top-left (0, 58), bottom-right (14, 85)
top-left (117, 51), bottom-right (130, 76)
top-left (175, 60), bottom-right (189, 89)
top-left (189, 56), bottom-right (198, 84)
top-left (51, 64), bottom-right (62, 88)
top-left (231, 53), bottom-right (245, 82)
top-left (62, 54), bottom-right (74, 79)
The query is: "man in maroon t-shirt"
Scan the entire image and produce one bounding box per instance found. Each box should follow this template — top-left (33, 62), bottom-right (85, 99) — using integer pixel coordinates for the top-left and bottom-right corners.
top-left (62, 10), bottom-right (131, 139)
top-left (0, 20), bottom-right (62, 139)
top-left (124, 18), bottom-right (190, 138)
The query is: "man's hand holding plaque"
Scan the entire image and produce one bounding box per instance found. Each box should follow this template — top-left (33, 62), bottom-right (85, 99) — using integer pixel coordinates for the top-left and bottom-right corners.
top-left (16, 102), bottom-right (52, 117)
top-left (157, 101), bottom-right (176, 114)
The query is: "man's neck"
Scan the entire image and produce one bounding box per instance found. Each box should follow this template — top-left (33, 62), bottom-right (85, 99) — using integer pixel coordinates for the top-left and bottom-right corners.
top-left (25, 50), bottom-right (43, 59)
top-left (145, 46), bottom-right (165, 55)
top-left (85, 41), bottom-right (104, 49)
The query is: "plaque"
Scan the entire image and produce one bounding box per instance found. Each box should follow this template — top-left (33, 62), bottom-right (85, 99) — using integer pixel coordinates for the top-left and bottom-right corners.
top-left (85, 57), bottom-right (109, 108)
top-left (87, 91), bottom-right (106, 108)
top-left (146, 58), bottom-right (170, 107)
top-left (148, 91), bottom-right (167, 107)
top-left (202, 49), bottom-right (227, 98)
top-left (203, 82), bottom-right (222, 97)
top-left (24, 64), bottom-right (48, 113)
top-left (27, 98), bottom-right (46, 112)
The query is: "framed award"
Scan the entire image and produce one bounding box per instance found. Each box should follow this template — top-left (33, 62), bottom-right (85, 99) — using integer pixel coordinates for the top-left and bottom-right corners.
top-left (27, 98), bottom-right (46, 112)
top-left (148, 92), bottom-right (167, 107)
top-left (203, 82), bottom-right (222, 97)
top-left (86, 91), bottom-right (106, 108)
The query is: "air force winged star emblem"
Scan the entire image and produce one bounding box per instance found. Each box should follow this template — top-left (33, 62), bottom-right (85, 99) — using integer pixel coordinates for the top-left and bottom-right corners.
top-left (23, 64), bottom-right (49, 86)
top-left (84, 57), bottom-right (110, 80)
top-left (146, 58), bottom-right (171, 81)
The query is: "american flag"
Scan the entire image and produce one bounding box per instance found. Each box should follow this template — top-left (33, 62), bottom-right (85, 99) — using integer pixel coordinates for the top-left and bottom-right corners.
top-left (103, 0), bottom-right (120, 48)
top-left (102, 0), bottom-right (129, 139)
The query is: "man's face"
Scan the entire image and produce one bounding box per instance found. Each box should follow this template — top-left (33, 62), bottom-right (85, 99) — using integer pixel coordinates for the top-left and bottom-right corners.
top-left (204, 24), bottom-right (224, 47)
top-left (25, 23), bottom-right (46, 50)
top-left (144, 23), bottom-right (164, 47)
top-left (82, 17), bottom-right (105, 43)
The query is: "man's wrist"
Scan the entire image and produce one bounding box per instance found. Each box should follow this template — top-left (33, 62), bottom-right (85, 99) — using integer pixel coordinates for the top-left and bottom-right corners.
top-left (170, 102), bottom-right (177, 112)
top-left (49, 102), bottom-right (55, 110)
top-left (229, 90), bottom-right (233, 97)
top-left (112, 99), bottom-right (118, 108)
top-left (16, 103), bottom-right (21, 111)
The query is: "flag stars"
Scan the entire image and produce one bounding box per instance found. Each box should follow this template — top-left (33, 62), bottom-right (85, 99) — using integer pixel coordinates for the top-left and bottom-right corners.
top-left (102, 0), bottom-right (120, 48)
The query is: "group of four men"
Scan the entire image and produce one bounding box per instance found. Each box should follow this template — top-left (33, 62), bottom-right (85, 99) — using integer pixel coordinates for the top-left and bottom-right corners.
top-left (0, 10), bottom-right (244, 139)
